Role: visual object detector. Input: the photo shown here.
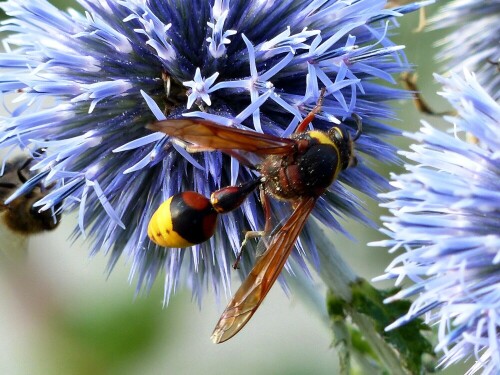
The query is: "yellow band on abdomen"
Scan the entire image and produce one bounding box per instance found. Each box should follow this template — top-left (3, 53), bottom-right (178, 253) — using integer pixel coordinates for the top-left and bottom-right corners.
top-left (147, 196), bottom-right (194, 248)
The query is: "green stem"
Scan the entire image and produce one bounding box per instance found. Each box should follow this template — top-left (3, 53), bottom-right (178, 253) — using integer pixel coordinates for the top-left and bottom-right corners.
top-left (309, 221), bottom-right (409, 375)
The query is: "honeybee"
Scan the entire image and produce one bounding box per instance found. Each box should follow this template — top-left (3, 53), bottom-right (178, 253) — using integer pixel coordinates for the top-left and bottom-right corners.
top-left (0, 153), bottom-right (60, 238)
top-left (147, 89), bottom-right (361, 343)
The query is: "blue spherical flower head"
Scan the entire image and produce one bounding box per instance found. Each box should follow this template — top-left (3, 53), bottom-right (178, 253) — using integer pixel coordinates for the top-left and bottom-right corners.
top-left (0, 0), bottom-right (422, 304)
top-left (374, 70), bottom-right (500, 374)
top-left (431, 0), bottom-right (500, 99)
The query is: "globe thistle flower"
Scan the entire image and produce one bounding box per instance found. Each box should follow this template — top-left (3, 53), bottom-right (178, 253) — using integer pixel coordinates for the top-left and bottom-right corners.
top-left (431, 0), bottom-right (500, 99)
top-left (0, 0), bottom-right (423, 306)
top-left (374, 70), bottom-right (500, 374)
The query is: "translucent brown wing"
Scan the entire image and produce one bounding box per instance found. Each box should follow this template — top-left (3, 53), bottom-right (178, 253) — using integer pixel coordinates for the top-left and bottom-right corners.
top-left (148, 119), bottom-right (295, 155)
top-left (211, 196), bottom-right (317, 343)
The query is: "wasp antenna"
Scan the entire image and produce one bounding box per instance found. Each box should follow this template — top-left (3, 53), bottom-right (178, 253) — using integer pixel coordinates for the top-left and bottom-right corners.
top-left (352, 113), bottom-right (362, 142)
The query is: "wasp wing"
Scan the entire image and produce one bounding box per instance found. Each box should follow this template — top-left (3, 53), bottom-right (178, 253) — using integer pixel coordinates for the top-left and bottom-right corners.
top-left (211, 196), bottom-right (317, 343)
top-left (148, 119), bottom-right (295, 155)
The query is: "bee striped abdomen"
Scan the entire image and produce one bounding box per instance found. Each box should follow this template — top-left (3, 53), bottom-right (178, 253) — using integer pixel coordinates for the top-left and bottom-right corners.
top-left (148, 181), bottom-right (260, 248)
top-left (148, 192), bottom-right (218, 247)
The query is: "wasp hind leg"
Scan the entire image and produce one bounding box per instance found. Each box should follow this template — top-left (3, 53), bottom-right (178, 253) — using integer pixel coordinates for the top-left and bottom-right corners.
top-left (232, 230), bottom-right (268, 269)
top-left (232, 188), bottom-right (272, 270)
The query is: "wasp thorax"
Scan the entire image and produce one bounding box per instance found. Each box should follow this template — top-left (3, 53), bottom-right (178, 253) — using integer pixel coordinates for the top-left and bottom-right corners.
top-left (260, 129), bottom-right (348, 200)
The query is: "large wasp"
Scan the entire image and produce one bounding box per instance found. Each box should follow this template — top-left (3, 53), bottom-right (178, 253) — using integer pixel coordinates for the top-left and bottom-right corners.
top-left (147, 90), bottom-right (361, 343)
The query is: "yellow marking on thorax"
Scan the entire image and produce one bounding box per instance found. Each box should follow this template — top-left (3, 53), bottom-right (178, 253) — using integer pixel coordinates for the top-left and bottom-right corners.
top-left (309, 130), bottom-right (336, 147)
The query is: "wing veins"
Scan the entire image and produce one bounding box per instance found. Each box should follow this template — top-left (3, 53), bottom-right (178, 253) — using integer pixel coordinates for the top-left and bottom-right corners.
top-left (148, 119), bottom-right (295, 155)
top-left (211, 197), bottom-right (317, 343)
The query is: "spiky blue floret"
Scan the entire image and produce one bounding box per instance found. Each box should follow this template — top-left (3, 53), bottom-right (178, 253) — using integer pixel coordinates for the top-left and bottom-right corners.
top-left (0, 0), bottom-right (423, 304)
top-left (373, 70), bottom-right (500, 375)
top-left (431, 0), bottom-right (500, 99)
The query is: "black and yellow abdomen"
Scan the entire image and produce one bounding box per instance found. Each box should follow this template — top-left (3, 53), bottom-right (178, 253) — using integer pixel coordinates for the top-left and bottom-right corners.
top-left (148, 180), bottom-right (260, 248)
top-left (148, 192), bottom-right (218, 247)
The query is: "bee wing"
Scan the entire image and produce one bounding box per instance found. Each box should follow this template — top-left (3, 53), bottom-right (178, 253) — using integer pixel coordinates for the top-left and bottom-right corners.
top-left (211, 196), bottom-right (317, 343)
top-left (148, 119), bottom-right (295, 155)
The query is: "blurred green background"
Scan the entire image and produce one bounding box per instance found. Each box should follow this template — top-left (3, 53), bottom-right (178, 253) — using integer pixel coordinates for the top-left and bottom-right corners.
top-left (0, 1), bottom-right (461, 374)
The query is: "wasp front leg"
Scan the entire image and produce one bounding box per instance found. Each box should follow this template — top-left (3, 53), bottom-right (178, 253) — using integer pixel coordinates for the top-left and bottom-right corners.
top-left (295, 87), bottom-right (327, 134)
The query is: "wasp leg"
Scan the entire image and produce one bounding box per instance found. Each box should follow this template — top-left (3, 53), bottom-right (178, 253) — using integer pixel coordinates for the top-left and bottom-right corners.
top-left (233, 188), bottom-right (271, 269)
top-left (233, 230), bottom-right (267, 269)
top-left (295, 87), bottom-right (327, 133)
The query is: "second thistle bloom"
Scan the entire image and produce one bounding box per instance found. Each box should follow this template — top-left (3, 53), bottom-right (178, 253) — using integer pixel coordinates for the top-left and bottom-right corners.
top-left (0, 0), bottom-right (420, 302)
top-left (431, 0), bottom-right (500, 99)
top-left (374, 70), bottom-right (500, 374)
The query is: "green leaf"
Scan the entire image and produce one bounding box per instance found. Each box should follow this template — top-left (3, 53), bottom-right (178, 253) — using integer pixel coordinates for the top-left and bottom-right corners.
top-left (349, 279), bottom-right (434, 374)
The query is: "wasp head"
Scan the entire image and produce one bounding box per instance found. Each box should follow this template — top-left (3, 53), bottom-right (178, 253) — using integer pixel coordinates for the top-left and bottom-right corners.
top-left (327, 114), bottom-right (362, 171)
